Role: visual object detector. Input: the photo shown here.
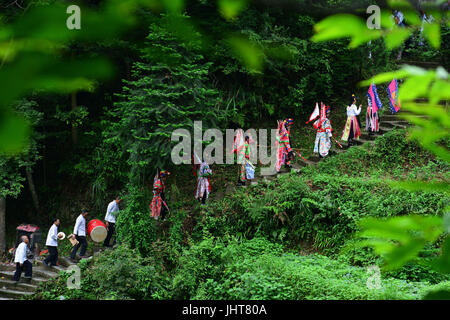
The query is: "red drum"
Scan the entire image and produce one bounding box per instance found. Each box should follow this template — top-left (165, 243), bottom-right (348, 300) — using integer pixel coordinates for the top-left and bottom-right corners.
top-left (87, 219), bottom-right (108, 243)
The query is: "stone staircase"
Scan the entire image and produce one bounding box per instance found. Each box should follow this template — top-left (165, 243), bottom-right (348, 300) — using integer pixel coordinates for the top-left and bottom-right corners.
top-left (249, 110), bottom-right (417, 184)
top-left (0, 256), bottom-right (77, 300)
top-left (0, 110), bottom-right (425, 300)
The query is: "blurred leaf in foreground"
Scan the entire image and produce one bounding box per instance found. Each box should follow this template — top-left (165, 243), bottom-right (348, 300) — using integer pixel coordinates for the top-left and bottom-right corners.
top-left (356, 215), bottom-right (444, 270)
top-left (218, 0), bottom-right (248, 20)
top-left (0, 110), bottom-right (29, 155)
top-left (311, 14), bottom-right (381, 48)
top-left (227, 35), bottom-right (264, 74)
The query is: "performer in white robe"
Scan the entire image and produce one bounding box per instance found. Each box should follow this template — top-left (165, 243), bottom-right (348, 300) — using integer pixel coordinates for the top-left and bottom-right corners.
top-left (341, 95), bottom-right (362, 146)
top-left (313, 104), bottom-right (332, 158)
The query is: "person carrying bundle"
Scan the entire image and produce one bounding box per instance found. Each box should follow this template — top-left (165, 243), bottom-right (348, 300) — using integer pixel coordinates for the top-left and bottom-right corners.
top-left (43, 218), bottom-right (62, 267)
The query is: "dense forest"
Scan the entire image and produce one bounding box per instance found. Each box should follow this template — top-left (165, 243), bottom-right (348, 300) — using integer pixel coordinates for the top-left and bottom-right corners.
top-left (0, 0), bottom-right (449, 301)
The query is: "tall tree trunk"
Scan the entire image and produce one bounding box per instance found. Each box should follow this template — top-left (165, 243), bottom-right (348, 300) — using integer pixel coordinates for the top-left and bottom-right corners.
top-left (71, 91), bottom-right (78, 145)
top-left (26, 166), bottom-right (40, 214)
top-left (0, 196), bottom-right (6, 254)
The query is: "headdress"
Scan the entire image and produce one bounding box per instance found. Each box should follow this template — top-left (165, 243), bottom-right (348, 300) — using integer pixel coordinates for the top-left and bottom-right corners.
top-left (160, 170), bottom-right (170, 177)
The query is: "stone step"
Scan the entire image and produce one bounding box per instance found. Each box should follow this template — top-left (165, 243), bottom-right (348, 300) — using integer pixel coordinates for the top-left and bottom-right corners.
top-left (0, 279), bottom-right (37, 292)
top-left (362, 131), bottom-right (381, 137)
top-left (291, 163), bottom-right (303, 170)
top-left (353, 138), bottom-right (371, 145)
top-left (360, 132), bottom-right (378, 140)
top-left (0, 267), bottom-right (58, 280)
top-left (332, 147), bottom-right (346, 153)
top-left (380, 114), bottom-right (414, 121)
top-left (0, 287), bottom-right (34, 299)
top-left (381, 121), bottom-right (409, 129)
top-left (0, 272), bottom-right (48, 286)
top-left (379, 126), bottom-right (396, 132)
top-left (35, 260), bottom-right (68, 272)
top-left (2, 263), bottom-right (61, 276)
top-left (294, 160), bottom-right (308, 167)
top-left (303, 159), bottom-right (318, 166)
top-left (262, 176), bottom-right (276, 183)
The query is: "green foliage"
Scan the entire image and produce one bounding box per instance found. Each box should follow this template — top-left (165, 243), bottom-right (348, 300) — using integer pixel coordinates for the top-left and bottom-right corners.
top-left (116, 186), bottom-right (157, 256)
top-left (32, 245), bottom-right (171, 300)
top-left (356, 215), bottom-right (444, 270)
top-left (54, 105), bottom-right (89, 128)
top-left (0, 99), bottom-right (42, 198)
top-left (312, 2), bottom-right (446, 51)
top-left (101, 16), bottom-right (228, 184)
top-left (191, 132), bottom-right (449, 253)
top-left (171, 237), bottom-right (434, 300)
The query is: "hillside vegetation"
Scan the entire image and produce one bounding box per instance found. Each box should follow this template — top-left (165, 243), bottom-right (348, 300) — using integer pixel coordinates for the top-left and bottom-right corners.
top-left (30, 130), bottom-right (450, 300)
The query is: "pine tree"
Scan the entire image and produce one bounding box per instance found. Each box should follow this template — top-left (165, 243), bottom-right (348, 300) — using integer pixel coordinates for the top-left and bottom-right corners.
top-left (103, 15), bottom-right (225, 185)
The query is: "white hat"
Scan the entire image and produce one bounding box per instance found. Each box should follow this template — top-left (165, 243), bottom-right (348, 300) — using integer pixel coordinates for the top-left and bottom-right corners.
top-left (57, 232), bottom-right (66, 240)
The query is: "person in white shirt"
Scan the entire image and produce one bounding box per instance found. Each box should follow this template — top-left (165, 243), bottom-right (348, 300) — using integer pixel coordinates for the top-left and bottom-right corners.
top-left (43, 218), bottom-right (61, 267)
top-left (70, 209), bottom-right (88, 261)
top-left (104, 197), bottom-right (121, 247)
top-left (14, 235), bottom-right (32, 283)
top-left (341, 94), bottom-right (362, 147)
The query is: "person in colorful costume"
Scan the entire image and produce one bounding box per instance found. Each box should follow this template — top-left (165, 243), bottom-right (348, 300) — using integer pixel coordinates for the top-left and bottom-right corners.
top-left (235, 136), bottom-right (251, 186)
top-left (150, 170), bottom-right (170, 220)
top-left (341, 94), bottom-right (362, 147)
top-left (232, 129), bottom-right (252, 186)
top-left (195, 160), bottom-right (212, 205)
top-left (366, 83), bottom-right (382, 135)
top-left (284, 118), bottom-right (294, 157)
top-left (275, 119), bottom-right (294, 172)
top-left (313, 104), bottom-right (332, 158)
top-left (366, 97), bottom-right (379, 136)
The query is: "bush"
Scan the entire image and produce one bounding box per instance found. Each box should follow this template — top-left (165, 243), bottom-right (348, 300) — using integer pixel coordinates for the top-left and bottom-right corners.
top-left (32, 245), bottom-right (171, 300)
top-left (171, 238), bottom-right (432, 300)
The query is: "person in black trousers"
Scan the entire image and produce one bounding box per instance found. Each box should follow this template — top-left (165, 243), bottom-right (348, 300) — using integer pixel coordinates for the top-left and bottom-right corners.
top-left (14, 236), bottom-right (32, 283)
top-left (43, 218), bottom-right (61, 267)
top-left (70, 209), bottom-right (88, 261)
top-left (104, 197), bottom-right (121, 247)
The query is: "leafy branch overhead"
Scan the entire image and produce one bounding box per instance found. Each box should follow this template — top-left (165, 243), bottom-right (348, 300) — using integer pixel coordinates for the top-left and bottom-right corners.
top-left (312, 0), bottom-right (446, 50)
top-left (311, 1), bottom-right (449, 294)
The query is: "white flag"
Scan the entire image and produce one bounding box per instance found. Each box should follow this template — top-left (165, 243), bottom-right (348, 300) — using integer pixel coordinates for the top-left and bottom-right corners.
top-left (307, 102), bottom-right (320, 123)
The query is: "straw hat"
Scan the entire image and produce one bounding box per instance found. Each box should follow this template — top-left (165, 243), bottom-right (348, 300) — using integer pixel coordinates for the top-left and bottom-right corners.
top-left (57, 232), bottom-right (66, 240)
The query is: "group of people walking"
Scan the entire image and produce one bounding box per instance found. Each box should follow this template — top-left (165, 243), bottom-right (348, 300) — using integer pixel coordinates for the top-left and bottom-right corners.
top-left (13, 197), bottom-right (121, 283)
top-left (147, 93), bottom-right (381, 220)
